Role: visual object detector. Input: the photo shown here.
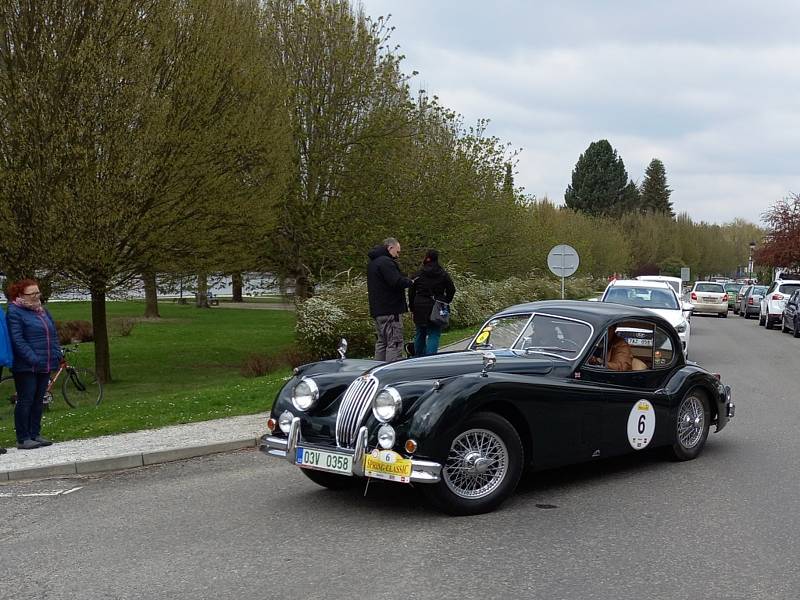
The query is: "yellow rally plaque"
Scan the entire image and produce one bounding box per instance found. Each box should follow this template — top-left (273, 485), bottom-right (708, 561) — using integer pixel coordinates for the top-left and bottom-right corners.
top-left (363, 449), bottom-right (413, 483)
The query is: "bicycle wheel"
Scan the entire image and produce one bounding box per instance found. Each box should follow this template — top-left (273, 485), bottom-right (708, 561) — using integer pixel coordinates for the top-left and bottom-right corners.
top-left (61, 367), bottom-right (104, 407)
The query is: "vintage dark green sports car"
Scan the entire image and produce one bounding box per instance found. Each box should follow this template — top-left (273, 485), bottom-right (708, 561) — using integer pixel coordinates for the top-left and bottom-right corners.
top-left (260, 300), bottom-right (735, 515)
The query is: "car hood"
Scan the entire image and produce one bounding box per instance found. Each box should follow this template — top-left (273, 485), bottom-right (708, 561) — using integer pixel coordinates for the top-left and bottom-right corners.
top-left (365, 350), bottom-right (559, 386)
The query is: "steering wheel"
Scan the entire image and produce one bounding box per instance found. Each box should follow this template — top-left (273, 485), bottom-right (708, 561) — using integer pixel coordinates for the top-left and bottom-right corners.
top-left (558, 338), bottom-right (579, 350)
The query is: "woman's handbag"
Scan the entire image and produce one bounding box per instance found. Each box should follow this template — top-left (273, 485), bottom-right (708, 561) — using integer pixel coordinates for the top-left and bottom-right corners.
top-left (429, 299), bottom-right (450, 327)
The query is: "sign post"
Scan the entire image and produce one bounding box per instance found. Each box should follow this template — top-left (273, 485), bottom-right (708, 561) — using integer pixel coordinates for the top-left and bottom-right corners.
top-left (547, 244), bottom-right (580, 299)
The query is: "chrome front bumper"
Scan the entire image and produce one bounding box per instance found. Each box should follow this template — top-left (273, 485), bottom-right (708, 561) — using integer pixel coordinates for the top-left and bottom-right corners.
top-left (260, 417), bottom-right (442, 484)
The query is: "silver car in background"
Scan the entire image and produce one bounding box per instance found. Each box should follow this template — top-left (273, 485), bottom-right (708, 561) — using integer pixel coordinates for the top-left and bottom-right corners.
top-left (738, 285), bottom-right (767, 319)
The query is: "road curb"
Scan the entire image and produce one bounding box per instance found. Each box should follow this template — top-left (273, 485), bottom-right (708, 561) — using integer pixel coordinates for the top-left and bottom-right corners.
top-left (0, 437), bottom-right (259, 482)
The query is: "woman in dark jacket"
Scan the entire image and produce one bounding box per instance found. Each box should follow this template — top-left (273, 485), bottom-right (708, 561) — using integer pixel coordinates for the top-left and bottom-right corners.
top-left (6, 279), bottom-right (61, 449)
top-left (408, 249), bottom-right (456, 356)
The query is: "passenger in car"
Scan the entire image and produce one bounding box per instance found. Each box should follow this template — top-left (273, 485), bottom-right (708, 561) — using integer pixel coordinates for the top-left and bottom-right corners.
top-left (606, 329), bottom-right (633, 371)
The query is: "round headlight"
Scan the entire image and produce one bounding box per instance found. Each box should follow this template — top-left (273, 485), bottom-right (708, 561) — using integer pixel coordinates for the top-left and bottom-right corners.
top-left (675, 321), bottom-right (688, 333)
top-left (372, 387), bottom-right (402, 423)
top-left (291, 377), bottom-right (319, 411)
top-left (278, 410), bottom-right (294, 434)
top-left (377, 424), bottom-right (396, 449)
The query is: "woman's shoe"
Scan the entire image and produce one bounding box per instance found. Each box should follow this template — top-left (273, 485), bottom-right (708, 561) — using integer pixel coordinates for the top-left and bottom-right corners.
top-left (33, 436), bottom-right (53, 447)
top-left (16, 439), bottom-right (42, 450)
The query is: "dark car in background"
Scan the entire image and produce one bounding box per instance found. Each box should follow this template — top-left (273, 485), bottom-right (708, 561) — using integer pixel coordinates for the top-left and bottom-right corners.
top-left (260, 300), bottom-right (734, 515)
top-left (738, 285), bottom-right (767, 319)
top-left (780, 290), bottom-right (800, 337)
top-left (725, 282), bottom-right (743, 313)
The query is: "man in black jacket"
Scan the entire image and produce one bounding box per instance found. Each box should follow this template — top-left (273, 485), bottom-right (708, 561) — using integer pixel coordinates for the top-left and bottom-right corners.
top-left (367, 237), bottom-right (413, 362)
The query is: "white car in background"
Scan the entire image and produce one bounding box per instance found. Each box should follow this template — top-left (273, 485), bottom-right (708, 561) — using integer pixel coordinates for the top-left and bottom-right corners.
top-left (601, 279), bottom-right (692, 356)
top-left (688, 281), bottom-right (728, 317)
top-left (636, 275), bottom-right (683, 297)
top-left (760, 279), bottom-right (800, 329)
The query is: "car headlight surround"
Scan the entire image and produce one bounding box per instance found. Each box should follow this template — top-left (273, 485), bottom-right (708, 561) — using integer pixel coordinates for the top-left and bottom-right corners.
top-left (675, 321), bottom-right (688, 333)
top-left (291, 377), bottom-right (319, 411)
top-left (372, 386), bottom-right (402, 423)
top-left (377, 424), bottom-right (396, 449)
top-left (278, 410), bottom-right (295, 433)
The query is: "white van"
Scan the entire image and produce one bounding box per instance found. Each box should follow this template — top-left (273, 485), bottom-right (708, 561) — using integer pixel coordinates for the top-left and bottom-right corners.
top-left (636, 275), bottom-right (683, 297)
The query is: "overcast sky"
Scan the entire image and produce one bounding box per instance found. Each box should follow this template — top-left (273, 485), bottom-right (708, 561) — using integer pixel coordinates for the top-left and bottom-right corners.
top-left (359, 0), bottom-right (800, 225)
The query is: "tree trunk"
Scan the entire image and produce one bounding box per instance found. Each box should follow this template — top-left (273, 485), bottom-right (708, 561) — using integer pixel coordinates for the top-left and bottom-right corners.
top-left (294, 271), bottom-right (312, 300)
top-left (143, 271), bottom-right (160, 318)
top-left (196, 271), bottom-right (209, 308)
top-left (231, 271), bottom-right (244, 302)
top-left (90, 286), bottom-right (112, 383)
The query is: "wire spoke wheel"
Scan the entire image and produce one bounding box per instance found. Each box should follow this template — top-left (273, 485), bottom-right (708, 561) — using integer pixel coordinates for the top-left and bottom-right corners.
top-left (677, 395), bottom-right (706, 449)
top-left (443, 428), bottom-right (509, 499)
top-left (61, 368), bottom-right (104, 408)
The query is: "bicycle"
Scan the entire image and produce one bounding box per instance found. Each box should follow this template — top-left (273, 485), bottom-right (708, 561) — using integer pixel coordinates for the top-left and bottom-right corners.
top-left (0, 346), bottom-right (104, 409)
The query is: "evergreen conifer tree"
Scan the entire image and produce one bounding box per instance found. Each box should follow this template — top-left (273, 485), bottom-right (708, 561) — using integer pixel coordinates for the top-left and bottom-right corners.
top-left (564, 139), bottom-right (636, 216)
top-left (640, 158), bottom-right (674, 217)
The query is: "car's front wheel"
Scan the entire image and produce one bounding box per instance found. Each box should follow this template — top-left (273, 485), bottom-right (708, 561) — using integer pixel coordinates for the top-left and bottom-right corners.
top-left (669, 390), bottom-right (710, 461)
top-left (421, 412), bottom-right (523, 516)
top-left (301, 468), bottom-right (358, 490)
top-left (782, 317), bottom-right (790, 333)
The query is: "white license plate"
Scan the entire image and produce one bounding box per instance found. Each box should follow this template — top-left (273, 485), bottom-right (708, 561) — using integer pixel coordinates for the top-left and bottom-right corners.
top-left (296, 447), bottom-right (353, 475)
top-left (628, 337), bottom-right (651, 346)
top-left (702, 296), bottom-right (717, 303)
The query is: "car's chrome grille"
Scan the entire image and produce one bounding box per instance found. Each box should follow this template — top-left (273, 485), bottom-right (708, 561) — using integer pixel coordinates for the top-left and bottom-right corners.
top-left (336, 375), bottom-right (378, 448)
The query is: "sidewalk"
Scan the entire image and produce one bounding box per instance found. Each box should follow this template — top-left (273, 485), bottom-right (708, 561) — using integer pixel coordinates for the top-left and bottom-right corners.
top-left (0, 412), bottom-right (268, 482)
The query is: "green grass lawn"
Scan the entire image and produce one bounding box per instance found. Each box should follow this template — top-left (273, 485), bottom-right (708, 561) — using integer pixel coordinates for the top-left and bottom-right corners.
top-left (0, 301), bottom-right (295, 447)
top-left (0, 302), bottom-right (480, 447)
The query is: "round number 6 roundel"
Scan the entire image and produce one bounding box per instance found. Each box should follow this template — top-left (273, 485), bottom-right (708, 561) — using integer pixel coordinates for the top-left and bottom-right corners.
top-left (627, 400), bottom-right (656, 450)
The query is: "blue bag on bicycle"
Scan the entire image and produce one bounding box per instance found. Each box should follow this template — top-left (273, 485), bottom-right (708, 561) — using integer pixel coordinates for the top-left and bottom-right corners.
top-left (0, 307), bottom-right (13, 368)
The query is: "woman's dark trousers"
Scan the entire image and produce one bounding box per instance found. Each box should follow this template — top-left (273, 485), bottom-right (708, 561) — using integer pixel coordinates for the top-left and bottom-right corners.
top-left (13, 371), bottom-right (49, 443)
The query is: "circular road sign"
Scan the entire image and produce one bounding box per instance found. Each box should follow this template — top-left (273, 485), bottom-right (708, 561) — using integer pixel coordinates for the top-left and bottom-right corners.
top-left (547, 244), bottom-right (580, 278)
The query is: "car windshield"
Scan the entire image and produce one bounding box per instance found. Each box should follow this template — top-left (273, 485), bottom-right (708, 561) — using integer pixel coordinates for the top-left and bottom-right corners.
top-left (695, 283), bottom-right (725, 293)
top-left (604, 287), bottom-right (679, 310)
top-left (515, 314), bottom-right (592, 358)
top-left (470, 315), bottom-right (531, 350)
top-left (470, 313), bottom-right (593, 358)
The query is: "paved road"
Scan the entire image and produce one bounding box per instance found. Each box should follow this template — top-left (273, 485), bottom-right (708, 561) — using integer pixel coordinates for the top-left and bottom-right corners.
top-left (1, 313), bottom-right (798, 600)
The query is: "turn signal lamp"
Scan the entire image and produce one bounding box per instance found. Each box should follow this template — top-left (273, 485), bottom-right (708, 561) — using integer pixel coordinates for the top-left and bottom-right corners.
top-left (405, 439), bottom-right (418, 454)
top-left (266, 418), bottom-right (277, 434)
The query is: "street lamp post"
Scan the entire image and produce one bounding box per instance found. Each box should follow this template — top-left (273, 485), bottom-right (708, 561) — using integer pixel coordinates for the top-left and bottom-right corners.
top-left (748, 241), bottom-right (756, 281)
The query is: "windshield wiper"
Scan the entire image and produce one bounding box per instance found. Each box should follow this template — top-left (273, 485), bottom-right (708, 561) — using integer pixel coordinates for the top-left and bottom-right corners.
top-left (523, 346), bottom-right (577, 354)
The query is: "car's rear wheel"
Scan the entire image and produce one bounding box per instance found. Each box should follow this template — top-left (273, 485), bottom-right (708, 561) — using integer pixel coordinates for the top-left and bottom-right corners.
top-left (669, 390), bottom-right (710, 461)
top-left (743, 311), bottom-right (750, 319)
top-left (718, 311), bottom-right (727, 318)
top-left (765, 315), bottom-right (773, 329)
top-left (301, 468), bottom-right (358, 490)
top-left (421, 412), bottom-right (523, 516)
top-left (759, 312), bottom-right (766, 326)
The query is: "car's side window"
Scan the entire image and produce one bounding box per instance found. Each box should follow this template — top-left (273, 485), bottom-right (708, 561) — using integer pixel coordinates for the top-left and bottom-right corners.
top-left (585, 321), bottom-right (656, 372)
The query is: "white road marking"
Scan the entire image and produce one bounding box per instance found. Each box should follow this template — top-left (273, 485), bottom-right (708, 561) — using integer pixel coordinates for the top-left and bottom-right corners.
top-left (0, 486), bottom-right (83, 498)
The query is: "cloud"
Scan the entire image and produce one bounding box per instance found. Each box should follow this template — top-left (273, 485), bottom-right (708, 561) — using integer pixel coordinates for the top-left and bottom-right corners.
top-left (360, 0), bottom-right (800, 225)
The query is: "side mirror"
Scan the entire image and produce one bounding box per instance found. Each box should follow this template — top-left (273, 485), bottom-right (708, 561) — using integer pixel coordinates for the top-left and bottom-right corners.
top-left (337, 338), bottom-right (348, 360)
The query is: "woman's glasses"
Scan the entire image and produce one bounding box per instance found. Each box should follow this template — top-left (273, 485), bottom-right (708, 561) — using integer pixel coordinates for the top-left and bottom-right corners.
top-left (21, 291), bottom-right (42, 297)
